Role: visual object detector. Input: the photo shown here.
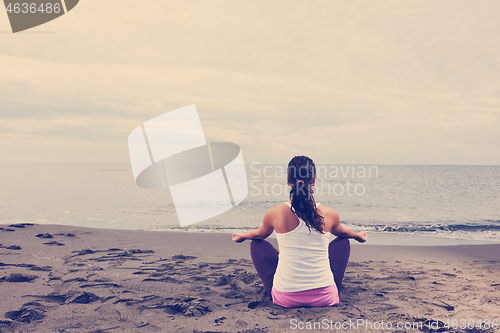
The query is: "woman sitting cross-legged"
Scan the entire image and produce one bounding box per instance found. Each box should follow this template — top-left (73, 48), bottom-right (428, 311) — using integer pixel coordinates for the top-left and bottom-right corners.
top-left (232, 155), bottom-right (367, 308)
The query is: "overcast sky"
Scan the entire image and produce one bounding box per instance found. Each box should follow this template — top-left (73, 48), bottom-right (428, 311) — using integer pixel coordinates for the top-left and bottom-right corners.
top-left (1, 0), bottom-right (499, 165)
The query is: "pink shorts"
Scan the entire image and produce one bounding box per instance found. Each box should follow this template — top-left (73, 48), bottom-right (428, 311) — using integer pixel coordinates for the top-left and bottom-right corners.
top-left (271, 284), bottom-right (339, 308)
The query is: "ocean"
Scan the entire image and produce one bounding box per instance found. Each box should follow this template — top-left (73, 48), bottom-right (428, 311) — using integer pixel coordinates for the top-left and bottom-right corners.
top-left (1, 163), bottom-right (499, 245)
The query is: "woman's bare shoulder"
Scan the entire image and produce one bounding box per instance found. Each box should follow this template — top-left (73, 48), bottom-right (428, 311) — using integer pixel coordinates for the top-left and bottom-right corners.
top-left (318, 204), bottom-right (339, 220)
top-left (265, 203), bottom-right (289, 216)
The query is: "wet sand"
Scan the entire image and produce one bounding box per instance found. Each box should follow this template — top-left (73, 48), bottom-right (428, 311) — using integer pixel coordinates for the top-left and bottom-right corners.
top-left (1, 223), bottom-right (499, 332)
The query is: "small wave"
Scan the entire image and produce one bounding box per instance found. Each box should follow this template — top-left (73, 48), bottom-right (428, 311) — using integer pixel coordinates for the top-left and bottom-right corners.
top-left (149, 221), bottom-right (500, 243)
top-left (151, 225), bottom-right (256, 234)
top-left (360, 222), bottom-right (500, 233)
top-left (339, 221), bottom-right (500, 243)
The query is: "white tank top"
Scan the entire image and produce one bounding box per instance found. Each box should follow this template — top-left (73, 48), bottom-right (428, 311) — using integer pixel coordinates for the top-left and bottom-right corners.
top-left (272, 202), bottom-right (335, 292)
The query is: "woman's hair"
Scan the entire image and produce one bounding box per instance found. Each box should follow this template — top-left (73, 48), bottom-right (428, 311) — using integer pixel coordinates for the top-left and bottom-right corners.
top-left (287, 156), bottom-right (324, 234)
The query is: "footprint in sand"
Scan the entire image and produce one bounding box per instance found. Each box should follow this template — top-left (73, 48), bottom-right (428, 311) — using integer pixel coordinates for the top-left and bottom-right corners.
top-left (172, 254), bottom-right (197, 260)
top-left (54, 233), bottom-right (76, 237)
top-left (5, 307), bottom-right (45, 323)
top-left (36, 233), bottom-right (53, 239)
top-left (0, 245), bottom-right (21, 250)
top-left (27, 291), bottom-right (100, 304)
top-left (1, 273), bottom-right (38, 283)
top-left (0, 263), bottom-right (51, 271)
top-left (9, 223), bottom-right (34, 229)
top-left (43, 241), bottom-right (65, 246)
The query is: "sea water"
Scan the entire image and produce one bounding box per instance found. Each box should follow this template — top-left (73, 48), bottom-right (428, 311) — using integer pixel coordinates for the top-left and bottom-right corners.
top-left (0, 163), bottom-right (499, 245)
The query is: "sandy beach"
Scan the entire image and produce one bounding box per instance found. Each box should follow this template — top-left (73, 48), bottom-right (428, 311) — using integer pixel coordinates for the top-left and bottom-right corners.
top-left (1, 223), bottom-right (499, 333)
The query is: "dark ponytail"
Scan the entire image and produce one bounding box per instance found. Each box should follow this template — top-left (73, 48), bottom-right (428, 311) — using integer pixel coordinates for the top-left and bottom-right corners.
top-left (287, 156), bottom-right (324, 234)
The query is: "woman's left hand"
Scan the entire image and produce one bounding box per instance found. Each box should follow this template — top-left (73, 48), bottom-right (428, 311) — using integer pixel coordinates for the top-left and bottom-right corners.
top-left (232, 233), bottom-right (246, 243)
top-left (355, 231), bottom-right (368, 243)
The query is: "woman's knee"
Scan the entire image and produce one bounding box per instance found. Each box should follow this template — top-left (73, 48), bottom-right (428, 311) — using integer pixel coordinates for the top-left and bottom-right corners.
top-left (250, 239), bottom-right (272, 255)
top-left (250, 239), bottom-right (264, 250)
top-left (330, 236), bottom-right (350, 249)
top-left (251, 239), bottom-right (278, 263)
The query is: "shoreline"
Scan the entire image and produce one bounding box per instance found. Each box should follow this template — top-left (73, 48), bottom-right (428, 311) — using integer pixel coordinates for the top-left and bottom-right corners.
top-left (1, 223), bottom-right (500, 332)
top-left (154, 227), bottom-right (500, 246)
top-left (3, 222), bottom-right (500, 264)
top-left (6, 221), bottom-right (500, 247)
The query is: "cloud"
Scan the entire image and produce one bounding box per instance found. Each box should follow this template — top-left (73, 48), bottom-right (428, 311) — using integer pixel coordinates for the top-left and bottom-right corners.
top-left (1, 0), bottom-right (499, 164)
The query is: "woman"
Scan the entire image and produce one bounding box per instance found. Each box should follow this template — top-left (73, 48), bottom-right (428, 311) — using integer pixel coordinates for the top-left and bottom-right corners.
top-left (232, 156), bottom-right (367, 308)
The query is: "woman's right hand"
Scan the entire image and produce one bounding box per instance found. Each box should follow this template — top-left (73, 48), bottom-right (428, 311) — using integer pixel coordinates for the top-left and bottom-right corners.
top-left (355, 231), bottom-right (368, 243)
top-left (232, 233), bottom-right (246, 243)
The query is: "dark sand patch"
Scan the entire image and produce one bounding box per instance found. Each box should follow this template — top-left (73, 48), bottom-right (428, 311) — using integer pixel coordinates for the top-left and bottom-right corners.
top-left (0, 245), bottom-right (21, 250)
top-left (1, 273), bottom-right (38, 282)
top-left (5, 307), bottom-right (45, 323)
top-left (8, 224), bottom-right (35, 229)
top-left (35, 233), bottom-right (53, 239)
top-left (43, 241), bottom-right (65, 246)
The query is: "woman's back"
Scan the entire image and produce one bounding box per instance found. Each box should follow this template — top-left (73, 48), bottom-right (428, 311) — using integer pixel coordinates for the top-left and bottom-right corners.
top-left (272, 202), bottom-right (335, 292)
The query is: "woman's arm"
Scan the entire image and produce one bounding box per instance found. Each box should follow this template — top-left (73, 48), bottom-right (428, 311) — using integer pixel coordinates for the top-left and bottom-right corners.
top-left (329, 208), bottom-right (367, 243)
top-left (232, 207), bottom-right (276, 243)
